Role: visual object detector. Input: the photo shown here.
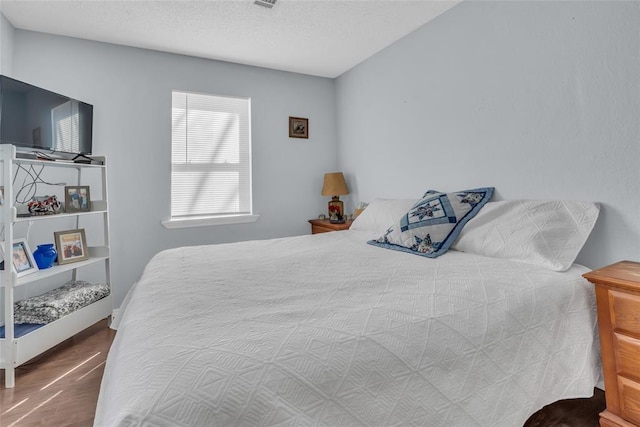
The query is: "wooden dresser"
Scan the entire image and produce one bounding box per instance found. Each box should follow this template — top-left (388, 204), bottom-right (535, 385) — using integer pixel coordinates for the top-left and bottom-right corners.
top-left (308, 219), bottom-right (353, 234)
top-left (583, 261), bottom-right (640, 427)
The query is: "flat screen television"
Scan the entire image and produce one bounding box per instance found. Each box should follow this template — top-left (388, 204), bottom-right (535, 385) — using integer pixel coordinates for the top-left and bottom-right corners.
top-left (0, 75), bottom-right (93, 159)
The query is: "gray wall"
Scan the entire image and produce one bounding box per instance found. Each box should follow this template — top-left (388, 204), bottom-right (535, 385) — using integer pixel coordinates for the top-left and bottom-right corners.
top-left (10, 30), bottom-right (338, 306)
top-left (335, 1), bottom-right (640, 269)
top-left (0, 13), bottom-right (14, 74)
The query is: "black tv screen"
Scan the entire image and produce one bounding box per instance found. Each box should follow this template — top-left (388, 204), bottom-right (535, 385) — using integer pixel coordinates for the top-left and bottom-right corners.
top-left (0, 75), bottom-right (93, 156)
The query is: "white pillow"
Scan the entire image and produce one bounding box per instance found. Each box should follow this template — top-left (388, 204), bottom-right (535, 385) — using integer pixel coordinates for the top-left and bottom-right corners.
top-left (452, 200), bottom-right (600, 271)
top-left (350, 198), bottom-right (417, 234)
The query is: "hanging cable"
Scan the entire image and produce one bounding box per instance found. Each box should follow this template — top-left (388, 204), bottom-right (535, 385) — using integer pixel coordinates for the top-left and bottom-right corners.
top-left (12, 164), bottom-right (66, 205)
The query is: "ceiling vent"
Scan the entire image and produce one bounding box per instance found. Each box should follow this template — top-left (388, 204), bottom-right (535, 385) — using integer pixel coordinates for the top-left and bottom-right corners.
top-left (254, 0), bottom-right (276, 8)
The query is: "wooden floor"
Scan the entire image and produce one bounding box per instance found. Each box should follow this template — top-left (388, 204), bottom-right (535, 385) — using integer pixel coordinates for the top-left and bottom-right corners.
top-left (0, 319), bottom-right (604, 426)
top-left (0, 319), bottom-right (115, 427)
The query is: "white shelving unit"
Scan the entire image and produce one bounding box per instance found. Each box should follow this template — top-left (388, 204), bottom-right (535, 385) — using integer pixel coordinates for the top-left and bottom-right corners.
top-left (0, 144), bottom-right (112, 388)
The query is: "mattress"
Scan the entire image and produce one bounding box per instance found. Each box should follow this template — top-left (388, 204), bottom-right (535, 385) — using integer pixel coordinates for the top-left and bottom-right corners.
top-left (95, 230), bottom-right (601, 426)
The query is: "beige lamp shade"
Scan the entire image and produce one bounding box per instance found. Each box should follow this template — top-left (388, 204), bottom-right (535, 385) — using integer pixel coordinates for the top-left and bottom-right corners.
top-left (321, 172), bottom-right (349, 196)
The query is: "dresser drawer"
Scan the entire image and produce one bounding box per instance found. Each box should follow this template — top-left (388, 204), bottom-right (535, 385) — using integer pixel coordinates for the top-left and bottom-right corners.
top-left (614, 333), bottom-right (640, 382)
top-left (618, 376), bottom-right (640, 425)
top-left (610, 290), bottom-right (640, 337)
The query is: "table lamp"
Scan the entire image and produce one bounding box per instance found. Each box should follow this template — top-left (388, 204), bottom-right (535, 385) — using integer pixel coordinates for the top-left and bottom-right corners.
top-left (321, 172), bottom-right (349, 223)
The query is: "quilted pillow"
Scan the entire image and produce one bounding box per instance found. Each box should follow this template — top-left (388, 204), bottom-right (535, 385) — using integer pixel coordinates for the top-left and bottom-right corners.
top-left (368, 187), bottom-right (494, 258)
top-left (350, 198), bottom-right (418, 234)
top-left (451, 200), bottom-right (600, 271)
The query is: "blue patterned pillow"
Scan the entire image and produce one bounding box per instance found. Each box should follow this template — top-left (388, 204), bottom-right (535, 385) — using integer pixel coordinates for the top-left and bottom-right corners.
top-left (368, 187), bottom-right (494, 258)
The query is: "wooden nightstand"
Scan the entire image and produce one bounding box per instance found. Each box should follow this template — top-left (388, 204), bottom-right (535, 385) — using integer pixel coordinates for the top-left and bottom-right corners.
top-left (583, 261), bottom-right (640, 427)
top-left (308, 219), bottom-right (353, 234)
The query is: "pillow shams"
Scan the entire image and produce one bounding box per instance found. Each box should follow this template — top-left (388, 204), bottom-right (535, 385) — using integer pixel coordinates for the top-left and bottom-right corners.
top-left (452, 200), bottom-right (600, 271)
top-left (368, 188), bottom-right (494, 258)
top-left (350, 198), bottom-right (417, 234)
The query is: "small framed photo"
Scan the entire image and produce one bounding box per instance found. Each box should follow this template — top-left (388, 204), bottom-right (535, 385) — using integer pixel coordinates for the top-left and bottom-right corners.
top-left (54, 229), bottom-right (89, 265)
top-left (289, 116), bottom-right (308, 139)
top-left (64, 186), bottom-right (91, 213)
top-left (0, 238), bottom-right (39, 277)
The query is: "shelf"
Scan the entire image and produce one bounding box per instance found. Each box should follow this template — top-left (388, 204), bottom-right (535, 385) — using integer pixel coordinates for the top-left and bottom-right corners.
top-left (13, 201), bottom-right (108, 223)
top-left (3, 246), bottom-right (110, 287)
top-left (1, 144), bottom-right (112, 388)
top-left (2, 203), bottom-right (107, 223)
top-left (11, 157), bottom-right (106, 169)
top-left (0, 294), bottom-right (112, 366)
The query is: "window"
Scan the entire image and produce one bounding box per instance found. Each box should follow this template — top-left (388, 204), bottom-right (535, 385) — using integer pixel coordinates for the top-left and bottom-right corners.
top-left (164, 91), bottom-right (257, 228)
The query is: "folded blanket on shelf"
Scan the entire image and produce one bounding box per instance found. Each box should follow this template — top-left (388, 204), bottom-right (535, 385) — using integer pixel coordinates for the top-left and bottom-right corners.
top-left (14, 280), bottom-right (110, 324)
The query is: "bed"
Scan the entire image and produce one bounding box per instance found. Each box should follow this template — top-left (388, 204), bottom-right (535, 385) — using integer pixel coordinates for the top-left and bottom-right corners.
top-left (95, 193), bottom-right (602, 427)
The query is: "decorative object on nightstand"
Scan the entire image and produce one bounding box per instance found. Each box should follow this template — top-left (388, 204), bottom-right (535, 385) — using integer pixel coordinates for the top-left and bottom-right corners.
top-left (321, 172), bottom-right (349, 223)
top-left (354, 201), bottom-right (368, 218)
top-left (583, 260), bottom-right (640, 427)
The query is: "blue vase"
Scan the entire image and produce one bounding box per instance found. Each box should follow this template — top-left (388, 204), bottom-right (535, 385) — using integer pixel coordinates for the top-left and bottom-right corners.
top-left (33, 243), bottom-right (57, 269)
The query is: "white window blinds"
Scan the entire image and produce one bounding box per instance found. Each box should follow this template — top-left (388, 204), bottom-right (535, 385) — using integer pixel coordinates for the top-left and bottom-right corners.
top-left (171, 91), bottom-right (252, 218)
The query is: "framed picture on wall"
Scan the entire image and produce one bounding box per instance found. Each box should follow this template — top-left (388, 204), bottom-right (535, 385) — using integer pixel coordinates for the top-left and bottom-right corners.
top-left (54, 229), bottom-right (89, 265)
top-left (289, 117), bottom-right (309, 139)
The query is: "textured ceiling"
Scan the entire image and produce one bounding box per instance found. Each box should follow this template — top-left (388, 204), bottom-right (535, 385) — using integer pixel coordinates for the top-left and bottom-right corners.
top-left (0, 0), bottom-right (460, 78)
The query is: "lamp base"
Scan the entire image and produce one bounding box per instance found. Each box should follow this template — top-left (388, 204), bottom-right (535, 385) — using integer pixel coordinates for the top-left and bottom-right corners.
top-left (328, 196), bottom-right (344, 221)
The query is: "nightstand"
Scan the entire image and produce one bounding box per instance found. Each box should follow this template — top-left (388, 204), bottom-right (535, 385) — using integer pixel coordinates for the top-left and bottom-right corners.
top-left (583, 261), bottom-right (640, 427)
top-left (308, 219), bottom-right (353, 234)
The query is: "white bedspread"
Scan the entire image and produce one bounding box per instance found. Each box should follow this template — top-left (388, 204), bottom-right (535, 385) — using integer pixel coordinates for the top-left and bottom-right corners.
top-left (95, 230), bottom-right (600, 426)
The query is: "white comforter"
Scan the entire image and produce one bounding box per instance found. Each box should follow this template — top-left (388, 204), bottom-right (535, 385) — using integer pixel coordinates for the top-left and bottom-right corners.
top-left (95, 230), bottom-right (600, 426)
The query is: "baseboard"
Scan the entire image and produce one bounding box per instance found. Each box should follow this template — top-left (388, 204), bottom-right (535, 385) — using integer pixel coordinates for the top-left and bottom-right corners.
top-left (110, 308), bottom-right (120, 330)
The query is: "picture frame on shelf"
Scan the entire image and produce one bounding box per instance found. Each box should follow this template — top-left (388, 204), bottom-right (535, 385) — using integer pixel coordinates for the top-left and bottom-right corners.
top-left (289, 116), bottom-right (309, 139)
top-left (0, 238), bottom-right (39, 277)
top-left (64, 185), bottom-right (91, 213)
top-left (54, 229), bottom-right (89, 265)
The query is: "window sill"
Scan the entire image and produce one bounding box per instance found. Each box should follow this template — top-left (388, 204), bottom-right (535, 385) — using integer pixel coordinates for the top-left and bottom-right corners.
top-left (162, 214), bottom-right (260, 229)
